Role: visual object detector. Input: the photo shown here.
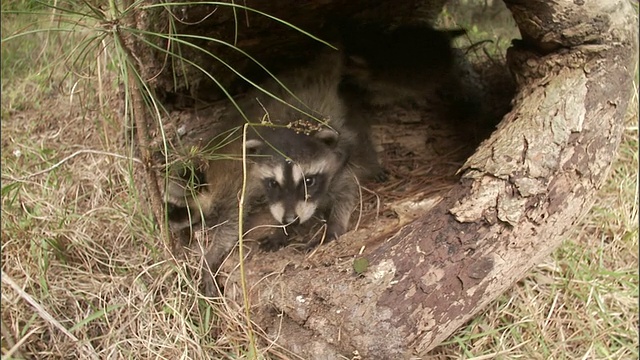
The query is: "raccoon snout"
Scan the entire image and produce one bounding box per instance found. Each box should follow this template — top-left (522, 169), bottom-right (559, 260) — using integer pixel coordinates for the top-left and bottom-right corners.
top-left (284, 215), bottom-right (300, 225)
top-left (295, 201), bottom-right (317, 224)
top-left (269, 202), bottom-right (286, 223)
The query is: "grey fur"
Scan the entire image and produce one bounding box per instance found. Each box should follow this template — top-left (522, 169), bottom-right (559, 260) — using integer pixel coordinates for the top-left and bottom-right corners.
top-left (235, 50), bottom-right (379, 246)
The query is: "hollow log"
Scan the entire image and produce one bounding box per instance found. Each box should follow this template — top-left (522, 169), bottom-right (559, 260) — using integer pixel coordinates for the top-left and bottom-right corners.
top-left (133, 0), bottom-right (638, 358)
top-left (220, 1), bottom-right (637, 358)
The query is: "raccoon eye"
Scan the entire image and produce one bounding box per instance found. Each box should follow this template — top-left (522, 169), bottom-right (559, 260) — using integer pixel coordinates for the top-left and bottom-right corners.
top-left (305, 176), bottom-right (316, 187)
top-left (266, 178), bottom-right (279, 189)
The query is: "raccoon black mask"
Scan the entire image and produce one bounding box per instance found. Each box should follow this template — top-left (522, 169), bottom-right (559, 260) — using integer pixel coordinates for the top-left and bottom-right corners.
top-left (245, 126), bottom-right (349, 226)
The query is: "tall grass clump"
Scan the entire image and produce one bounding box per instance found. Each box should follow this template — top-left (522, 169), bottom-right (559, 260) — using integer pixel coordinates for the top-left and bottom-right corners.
top-left (1, 1), bottom-right (327, 358)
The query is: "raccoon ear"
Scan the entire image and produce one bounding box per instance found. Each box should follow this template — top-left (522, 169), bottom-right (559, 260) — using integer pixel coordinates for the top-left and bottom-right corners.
top-left (245, 139), bottom-right (264, 155)
top-left (314, 128), bottom-right (339, 147)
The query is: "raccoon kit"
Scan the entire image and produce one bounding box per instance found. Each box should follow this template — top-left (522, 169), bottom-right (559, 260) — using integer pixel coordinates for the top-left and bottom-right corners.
top-left (238, 51), bottom-right (381, 248)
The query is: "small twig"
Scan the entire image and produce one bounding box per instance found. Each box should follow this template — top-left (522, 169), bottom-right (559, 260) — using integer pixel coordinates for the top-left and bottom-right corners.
top-left (1, 318), bottom-right (27, 359)
top-left (9, 149), bottom-right (142, 181)
top-left (238, 123), bottom-right (258, 354)
top-left (3, 325), bottom-right (37, 359)
top-left (1, 271), bottom-right (99, 360)
top-left (165, 3), bottom-right (219, 26)
top-left (465, 340), bottom-right (532, 360)
top-left (351, 169), bottom-right (364, 231)
top-left (464, 39), bottom-right (494, 55)
top-left (116, 1), bottom-right (170, 248)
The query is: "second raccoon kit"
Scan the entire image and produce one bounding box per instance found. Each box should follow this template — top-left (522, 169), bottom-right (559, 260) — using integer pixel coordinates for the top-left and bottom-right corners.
top-left (336, 21), bottom-right (477, 115)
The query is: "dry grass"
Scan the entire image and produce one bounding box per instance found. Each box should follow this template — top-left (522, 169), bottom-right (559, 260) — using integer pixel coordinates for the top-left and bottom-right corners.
top-left (1, 1), bottom-right (638, 360)
top-left (0, 5), bottom-right (258, 359)
top-left (0, 97), bottom-right (267, 359)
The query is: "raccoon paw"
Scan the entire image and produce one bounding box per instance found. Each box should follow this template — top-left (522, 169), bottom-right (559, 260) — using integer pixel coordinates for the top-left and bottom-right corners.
top-left (372, 168), bottom-right (389, 182)
top-left (304, 238), bottom-right (322, 252)
top-left (201, 271), bottom-right (222, 298)
top-left (304, 229), bottom-right (340, 251)
top-left (259, 232), bottom-right (289, 252)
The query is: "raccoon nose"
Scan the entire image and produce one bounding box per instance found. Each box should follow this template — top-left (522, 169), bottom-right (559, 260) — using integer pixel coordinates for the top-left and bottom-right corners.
top-left (284, 215), bottom-right (300, 225)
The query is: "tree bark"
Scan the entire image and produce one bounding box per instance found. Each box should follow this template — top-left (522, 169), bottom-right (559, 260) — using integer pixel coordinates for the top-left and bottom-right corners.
top-left (134, 0), bottom-right (447, 105)
top-left (214, 1), bottom-right (637, 358)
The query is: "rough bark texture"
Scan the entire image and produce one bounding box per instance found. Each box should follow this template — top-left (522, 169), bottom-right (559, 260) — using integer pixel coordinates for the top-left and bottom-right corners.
top-left (134, 0), bottom-right (637, 358)
top-left (219, 1), bottom-right (637, 358)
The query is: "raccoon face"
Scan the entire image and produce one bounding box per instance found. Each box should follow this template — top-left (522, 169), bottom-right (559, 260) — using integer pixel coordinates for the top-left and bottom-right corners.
top-left (263, 158), bottom-right (333, 224)
top-left (246, 127), bottom-right (346, 225)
